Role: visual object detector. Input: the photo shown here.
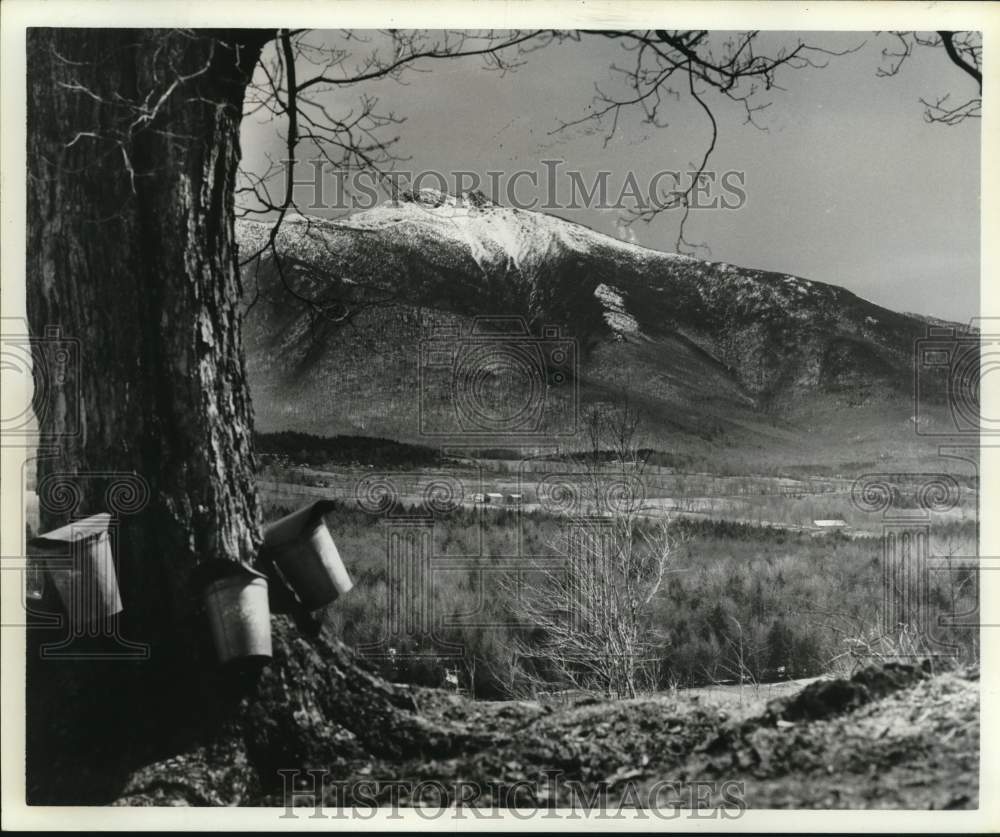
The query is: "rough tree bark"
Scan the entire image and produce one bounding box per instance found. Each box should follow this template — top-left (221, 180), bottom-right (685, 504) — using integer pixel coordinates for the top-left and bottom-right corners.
top-left (27, 25), bottom-right (267, 642)
top-left (25, 28), bottom-right (467, 805)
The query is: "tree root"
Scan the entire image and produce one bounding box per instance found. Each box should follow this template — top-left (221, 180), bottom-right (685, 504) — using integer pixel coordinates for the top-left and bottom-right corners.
top-left (112, 616), bottom-right (500, 805)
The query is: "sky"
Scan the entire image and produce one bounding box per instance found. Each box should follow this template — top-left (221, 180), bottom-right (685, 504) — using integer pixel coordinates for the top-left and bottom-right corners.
top-left (240, 31), bottom-right (981, 323)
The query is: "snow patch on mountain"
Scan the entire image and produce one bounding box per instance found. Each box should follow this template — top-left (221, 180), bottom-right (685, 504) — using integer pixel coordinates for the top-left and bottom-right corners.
top-left (594, 282), bottom-right (640, 337)
top-left (316, 189), bottom-right (691, 274)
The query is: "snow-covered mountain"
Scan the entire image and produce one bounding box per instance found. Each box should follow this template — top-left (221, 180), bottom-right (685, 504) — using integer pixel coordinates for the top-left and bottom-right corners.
top-left (238, 190), bottom-right (961, 466)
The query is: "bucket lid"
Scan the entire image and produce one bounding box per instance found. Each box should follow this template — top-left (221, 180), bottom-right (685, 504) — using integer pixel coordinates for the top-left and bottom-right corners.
top-left (192, 559), bottom-right (268, 590)
top-left (29, 513), bottom-right (111, 550)
top-left (262, 500), bottom-right (338, 549)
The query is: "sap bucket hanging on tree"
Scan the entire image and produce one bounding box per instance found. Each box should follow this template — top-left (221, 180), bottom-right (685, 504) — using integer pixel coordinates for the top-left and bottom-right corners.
top-left (261, 500), bottom-right (353, 610)
top-left (197, 561), bottom-right (272, 665)
top-left (28, 512), bottom-right (123, 626)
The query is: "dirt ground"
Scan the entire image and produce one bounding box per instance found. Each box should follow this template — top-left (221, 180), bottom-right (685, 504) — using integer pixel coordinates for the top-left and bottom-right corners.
top-left (253, 661), bottom-right (978, 810)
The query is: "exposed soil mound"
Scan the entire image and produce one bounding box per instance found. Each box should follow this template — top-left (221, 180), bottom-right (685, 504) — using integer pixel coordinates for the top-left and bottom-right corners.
top-left (766, 660), bottom-right (931, 723)
top-left (103, 621), bottom-right (976, 809)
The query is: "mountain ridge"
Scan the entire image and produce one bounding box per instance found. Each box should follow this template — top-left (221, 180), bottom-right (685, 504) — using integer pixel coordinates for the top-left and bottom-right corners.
top-left (238, 191), bottom-right (962, 468)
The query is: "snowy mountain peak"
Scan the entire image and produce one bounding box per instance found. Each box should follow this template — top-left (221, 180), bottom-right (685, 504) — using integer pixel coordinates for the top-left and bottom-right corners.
top-left (238, 194), bottom-right (957, 450)
top-left (396, 187), bottom-right (498, 210)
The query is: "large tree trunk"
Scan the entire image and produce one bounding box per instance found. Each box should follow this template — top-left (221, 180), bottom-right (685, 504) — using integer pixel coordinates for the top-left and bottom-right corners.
top-left (25, 26), bottom-right (271, 803)
top-left (24, 28), bottom-right (462, 805)
top-left (27, 26), bottom-right (264, 654)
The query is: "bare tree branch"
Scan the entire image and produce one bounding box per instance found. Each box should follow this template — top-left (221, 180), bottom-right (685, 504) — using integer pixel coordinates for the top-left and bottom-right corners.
top-left (877, 30), bottom-right (981, 125)
top-left (939, 30), bottom-right (982, 90)
top-left (553, 30), bottom-right (864, 254)
top-left (237, 29), bottom-right (549, 323)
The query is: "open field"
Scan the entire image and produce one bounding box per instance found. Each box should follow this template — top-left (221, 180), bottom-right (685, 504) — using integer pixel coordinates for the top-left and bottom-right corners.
top-left (259, 483), bottom-right (979, 699)
top-left (257, 456), bottom-right (978, 538)
top-left (22, 455), bottom-right (979, 698)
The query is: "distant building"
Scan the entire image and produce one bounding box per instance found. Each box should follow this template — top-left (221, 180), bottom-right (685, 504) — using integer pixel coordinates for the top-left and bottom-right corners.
top-left (472, 493), bottom-right (486, 504)
top-left (506, 493), bottom-right (522, 506)
top-left (813, 518), bottom-right (848, 529)
top-left (485, 492), bottom-right (504, 504)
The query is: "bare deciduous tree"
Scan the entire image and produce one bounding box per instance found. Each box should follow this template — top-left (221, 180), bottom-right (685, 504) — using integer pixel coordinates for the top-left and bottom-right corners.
top-left (508, 402), bottom-right (675, 699)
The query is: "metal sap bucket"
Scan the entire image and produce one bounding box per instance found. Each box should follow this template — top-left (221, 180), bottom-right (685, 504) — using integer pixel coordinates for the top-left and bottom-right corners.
top-left (261, 500), bottom-right (353, 610)
top-left (199, 562), bottom-right (272, 664)
top-left (28, 512), bottom-right (123, 625)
